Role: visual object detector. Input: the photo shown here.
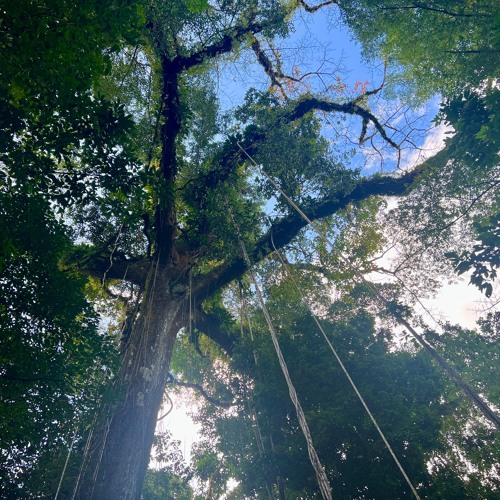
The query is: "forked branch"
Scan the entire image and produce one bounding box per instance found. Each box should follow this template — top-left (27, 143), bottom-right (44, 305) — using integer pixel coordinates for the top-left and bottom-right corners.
top-left (287, 96), bottom-right (399, 148)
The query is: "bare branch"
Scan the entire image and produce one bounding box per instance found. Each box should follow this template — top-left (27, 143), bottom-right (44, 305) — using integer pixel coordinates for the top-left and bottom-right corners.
top-left (251, 38), bottom-right (285, 90)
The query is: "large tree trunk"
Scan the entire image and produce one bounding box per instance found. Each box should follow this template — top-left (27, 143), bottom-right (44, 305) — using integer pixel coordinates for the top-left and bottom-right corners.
top-left (76, 261), bottom-right (188, 499)
top-left (74, 57), bottom-right (189, 498)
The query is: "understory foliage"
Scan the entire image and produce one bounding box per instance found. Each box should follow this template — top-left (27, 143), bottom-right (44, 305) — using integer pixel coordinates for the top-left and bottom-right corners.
top-left (170, 288), bottom-right (499, 498)
top-left (0, 0), bottom-right (498, 498)
top-left (0, 190), bottom-right (118, 496)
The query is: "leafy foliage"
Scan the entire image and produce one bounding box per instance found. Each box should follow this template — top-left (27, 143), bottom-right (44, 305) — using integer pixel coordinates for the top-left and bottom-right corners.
top-left (0, 189), bottom-right (118, 496)
top-left (142, 469), bottom-right (194, 500)
top-left (338, 0), bottom-right (500, 100)
top-left (423, 316), bottom-right (500, 495)
top-left (142, 430), bottom-right (194, 499)
top-left (446, 214), bottom-right (500, 297)
top-left (379, 88), bottom-right (499, 298)
top-left (0, 0), bottom-right (145, 204)
top-left (177, 297), bottom-right (498, 498)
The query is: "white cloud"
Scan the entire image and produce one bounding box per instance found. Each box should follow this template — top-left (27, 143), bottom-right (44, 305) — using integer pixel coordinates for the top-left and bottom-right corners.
top-left (423, 281), bottom-right (486, 330)
top-left (399, 122), bottom-right (451, 171)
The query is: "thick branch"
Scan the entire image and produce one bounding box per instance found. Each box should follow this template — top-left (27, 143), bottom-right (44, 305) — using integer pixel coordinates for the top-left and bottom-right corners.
top-left (287, 96), bottom-right (399, 148)
top-left (299, 0), bottom-right (337, 13)
top-left (193, 167), bottom-right (423, 301)
top-left (154, 58), bottom-right (181, 258)
top-left (193, 306), bottom-right (237, 355)
top-left (154, 19), bottom-right (269, 256)
top-left (193, 125), bottom-right (454, 303)
top-left (251, 38), bottom-right (285, 89)
top-left (173, 22), bottom-right (265, 71)
top-left (76, 253), bottom-right (150, 288)
top-left (159, 59), bottom-right (181, 183)
top-left (189, 91), bottom-right (396, 204)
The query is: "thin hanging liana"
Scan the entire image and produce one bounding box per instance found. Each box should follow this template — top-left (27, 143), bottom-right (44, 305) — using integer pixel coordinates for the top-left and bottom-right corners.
top-left (271, 235), bottom-right (421, 499)
top-left (54, 426), bottom-right (79, 500)
top-left (225, 196), bottom-right (333, 500)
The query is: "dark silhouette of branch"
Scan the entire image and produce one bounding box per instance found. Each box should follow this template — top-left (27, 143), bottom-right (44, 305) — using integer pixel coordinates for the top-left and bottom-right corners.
top-left (286, 96), bottom-right (399, 148)
top-left (187, 86), bottom-right (395, 206)
top-left (193, 306), bottom-right (237, 355)
top-left (299, 0), bottom-right (337, 13)
top-left (75, 253), bottom-right (150, 288)
top-left (172, 22), bottom-right (265, 71)
top-left (193, 164), bottom-right (427, 303)
top-left (167, 373), bottom-right (236, 408)
top-left (251, 38), bottom-right (285, 90)
top-left (375, 2), bottom-right (478, 17)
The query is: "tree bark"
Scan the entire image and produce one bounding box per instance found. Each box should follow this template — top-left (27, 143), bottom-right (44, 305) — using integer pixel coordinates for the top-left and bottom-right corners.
top-left (75, 261), bottom-right (189, 499)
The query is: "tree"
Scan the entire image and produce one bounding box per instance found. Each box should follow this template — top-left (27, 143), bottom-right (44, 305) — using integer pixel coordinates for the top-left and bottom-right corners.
top-left (0, 0), bottom-right (143, 202)
top-left (1, 0), bottom-right (498, 498)
top-left (0, 1), bottom-right (146, 496)
top-left (0, 189), bottom-right (118, 497)
top-left (421, 315), bottom-right (500, 497)
top-left (337, 0), bottom-right (500, 100)
top-left (177, 304), bottom-right (498, 498)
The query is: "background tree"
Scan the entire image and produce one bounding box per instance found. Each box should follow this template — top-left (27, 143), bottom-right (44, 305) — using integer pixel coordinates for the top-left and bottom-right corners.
top-left (171, 277), bottom-right (498, 498)
top-left (0, 0), bottom-right (145, 496)
top-left (337, 0), bottom-right (500, 100)
top-left (0, 190), bottom-right (118, 497)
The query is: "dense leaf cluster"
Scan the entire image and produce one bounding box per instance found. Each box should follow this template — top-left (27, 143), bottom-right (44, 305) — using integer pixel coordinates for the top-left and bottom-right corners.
top-left (0, 190), bottom-right (118, 496)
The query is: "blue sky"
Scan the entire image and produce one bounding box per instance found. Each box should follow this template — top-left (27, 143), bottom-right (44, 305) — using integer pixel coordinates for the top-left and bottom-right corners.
top-left (210, 5), bottom-right (442, 178)
top-left (215, 6), bottom-right (373, 103)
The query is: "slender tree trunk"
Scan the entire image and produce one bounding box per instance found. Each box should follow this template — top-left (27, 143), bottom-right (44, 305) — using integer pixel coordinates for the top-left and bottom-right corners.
top-left (76, 261), bottom-right (188, 499)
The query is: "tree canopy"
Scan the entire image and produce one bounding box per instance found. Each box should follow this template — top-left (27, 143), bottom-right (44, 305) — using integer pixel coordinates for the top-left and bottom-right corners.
top-left (172, 304), bottom-right (499, 498)
top-left (0, 0), bottom-right (498, 498)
